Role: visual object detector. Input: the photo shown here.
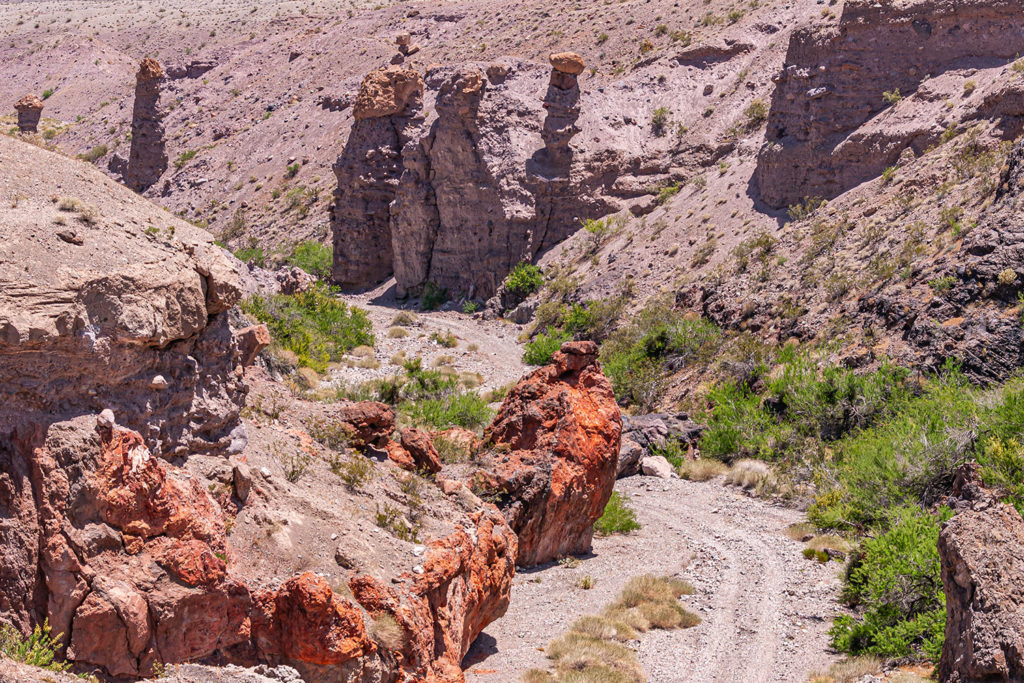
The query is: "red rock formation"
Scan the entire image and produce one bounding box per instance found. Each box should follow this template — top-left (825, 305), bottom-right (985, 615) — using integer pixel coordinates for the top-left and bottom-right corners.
top-left (476, 341), bottom-right (622, 566)
top-left (331, 66), bottom-right (424, 289)
top-left (126, 57), bottom-right (169, 192)
top-left (1, 416), bottom-right (516, 681)
top-left (757, 0), bottom-right (1024, 208)
top-left (938, 463), bottom-right (1024, 683)
top-left (235, 324), bottom-right (271, 368)
top-left (332, 400), bottom-right (395, 449)
top-left (13, 94), bottom-right (43, 134)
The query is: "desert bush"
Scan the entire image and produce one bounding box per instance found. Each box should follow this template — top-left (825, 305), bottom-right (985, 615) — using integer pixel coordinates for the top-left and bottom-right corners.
top-left (535, 574), bottom-right (698, 682)
top-left (375, 503), bottom-right (419, 542)
top-left (287, 240), bottom-right (332, 279)
top-left (332, 455), bottom-right (374, 488)
top-left (387, 327), bottom-right (409, 338)
top-left (174, 148), bottom-right (198, 168)
top-left (307, 416), bottom-right (353, 451)
top-left (599, 299), bottom-right (721, 410)
top-left (368, 613), bottom-right (404, 651)
top-left (80, 144), bottom-right (108, 162)
top-left (523, 327), bottom-right (571, 365)
top-left (234, 245), bottom-right (266, 267)
top-left (651, 106), bottom-right (671, 136)
top-left (240, 283), bottom-right (374, 372)
top-left (594, 491), bottom-right (641, 536)
top-left (420, 282), bottom-right (448, 310)
top-left (400, 391), bottom-right (492, 430)
top-left (829, 506), bottom-right (950, 661)
top-left (430, 330), bottom-right (458, 348)
top-left (0, 619), bottom-right (70, 672)
top-left (391, 311), bottom-right (419, 327)
top-left (725, 459), bottom-right (772, 489)
top-left (505, 261), bottom-right (544, 298)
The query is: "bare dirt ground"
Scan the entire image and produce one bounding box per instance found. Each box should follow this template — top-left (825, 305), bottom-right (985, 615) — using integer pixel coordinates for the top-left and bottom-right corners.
top-left (328, 278), bottom-right (531, 395)
top-left (464, 476), bottom-right (842, 682)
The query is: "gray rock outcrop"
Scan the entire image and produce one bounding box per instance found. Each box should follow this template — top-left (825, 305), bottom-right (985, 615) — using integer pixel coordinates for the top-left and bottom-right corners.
top-left (331, 55), bottom-right (616, 299)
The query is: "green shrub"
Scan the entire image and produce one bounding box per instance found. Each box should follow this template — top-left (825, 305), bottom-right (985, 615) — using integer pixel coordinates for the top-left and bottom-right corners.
top-left (174, 148), bottom-right (198, 168)
top-left (830, 506), bottom-right (950, 661)
top-left (0, 620), bottom-right (70, 672)
top-left (599, 300), bottom-right (721, 410)
top-left (288, 241), bottom-right (332, 279)
top-left (41, 88), bottom-right (54, 99)
top-left (234, 245), bottom-right (266, 266)
top-left (651, 107), bottom-right (671, 136)
top-left (400, 391), bottom-right (493, 430)
top-left (430, 330), bottom-right (458, 348)
top-left (505, 262), bottom-right (544, 298)
top-left (595, 491), bottom-right (641, 536)
top-left (80, 144), bottom-right (108, 162)
top-left (420, 282), bottom-right (448, 311)
top-left (523, 327), bottom-right (571, 365)
top-left (240, 283), bottom-right (374, 372)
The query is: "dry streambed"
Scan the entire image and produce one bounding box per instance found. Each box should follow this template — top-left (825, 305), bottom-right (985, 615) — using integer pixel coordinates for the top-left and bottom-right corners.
top-left (465, 476), bottom-right (842, 682)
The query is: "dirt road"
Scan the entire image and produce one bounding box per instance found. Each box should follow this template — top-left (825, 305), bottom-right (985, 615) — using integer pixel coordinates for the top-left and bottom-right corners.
top-left (464, 476), bottom-right (841, 682)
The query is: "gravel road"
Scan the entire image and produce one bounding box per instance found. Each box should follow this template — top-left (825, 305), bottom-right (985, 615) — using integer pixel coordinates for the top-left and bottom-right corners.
top-left (464, 476), bottom-right (842, 682)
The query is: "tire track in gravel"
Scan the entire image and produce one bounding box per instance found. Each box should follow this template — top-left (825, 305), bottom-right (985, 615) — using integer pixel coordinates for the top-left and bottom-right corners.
top-left (466, 476), bottom-right (841, 682)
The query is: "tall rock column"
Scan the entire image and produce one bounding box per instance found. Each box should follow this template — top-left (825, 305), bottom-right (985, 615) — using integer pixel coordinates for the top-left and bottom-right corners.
top-left (540, 52), bottom-right (584, 173)
top-left (331, 66), bottom-right (423, 289)
top-left (126, 57), bottom-right (168, 192)
top-left (13, 94), bottom-right (44, 134)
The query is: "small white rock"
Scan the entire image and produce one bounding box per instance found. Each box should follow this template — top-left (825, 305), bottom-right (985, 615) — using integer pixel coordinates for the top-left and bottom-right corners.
top-left (260, 467), bottom-right (272, 478)
top-left (97, 408), bottom-right (115, 429)
top-left (412, 565), bottom-right (424, 575)
top-left (150, 374), bottom-right (169, 390)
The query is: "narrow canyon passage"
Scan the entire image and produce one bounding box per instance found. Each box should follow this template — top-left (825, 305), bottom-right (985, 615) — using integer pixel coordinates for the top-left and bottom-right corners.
top-left (465, 476), bottom-right (841, 682)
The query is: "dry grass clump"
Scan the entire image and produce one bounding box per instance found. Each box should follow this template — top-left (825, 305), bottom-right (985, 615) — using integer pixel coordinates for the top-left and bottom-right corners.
top-left (807, 656), bottom-right (882, 683)
top-left (526, 575), bottom-right (700, 682)
top-left (434, 433), bottom-right (474, 464)
top-left (56, 195), bottom-right (99, 224)
top-left (785, 522), bottom-right (817, 542)
top-left (725, 458), bottom-right (773, 489)
top-left (387, 326), bottom-right (409, 338)
top-left (677, 458), bottom-right (728, 481)
top-left (805, 534), bottom-right (851, 554)
top-left (390, 350), bottom-right (407, 365)
top-left (368, 613), bottom-right (405, 651)
top-left (391, 311), bottom-right (419, 327)
top-left (350, 345), bottom-right (375, 357)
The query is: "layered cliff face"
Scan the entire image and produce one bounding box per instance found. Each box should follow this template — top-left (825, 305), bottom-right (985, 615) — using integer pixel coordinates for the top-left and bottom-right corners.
top-left (333, 55), bottom-right (617, 299)
top-left (125, 58), bottom-right (169, 193)
top-left (0, 134), bottom-right (247, 456)
top-left (756, 0), bottom-right (1024, 208)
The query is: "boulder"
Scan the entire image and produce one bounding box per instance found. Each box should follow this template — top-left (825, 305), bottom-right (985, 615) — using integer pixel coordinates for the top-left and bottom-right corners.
top-left (399, 428), bottom-right (442, 474)
top-left (13, 94), bottom-right (43, 134)
top-left (351, 66), bottom-right (423, 121)
top-left (473, 341), bottom-right (621, 566)
top-left (618, 413), bottom-right (704, 478)
top-left (641, 455), bottom-right (673, 479)
top-left (938, 463), bottom-right (1024, 683)
top-left (331, 401), bottom-right (394, 449)
top-left (549, 52), bottom-right (585, 75)
top-left (235, 324), bottom-right (271, 367)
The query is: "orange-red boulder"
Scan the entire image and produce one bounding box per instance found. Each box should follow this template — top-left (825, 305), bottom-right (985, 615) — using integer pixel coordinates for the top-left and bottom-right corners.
top-left (399, 427), bottom-right (442, 473)
top-left (478, 340), bottom-right (622, 566)
top-left (333, 400), bottom-right (395, 448)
